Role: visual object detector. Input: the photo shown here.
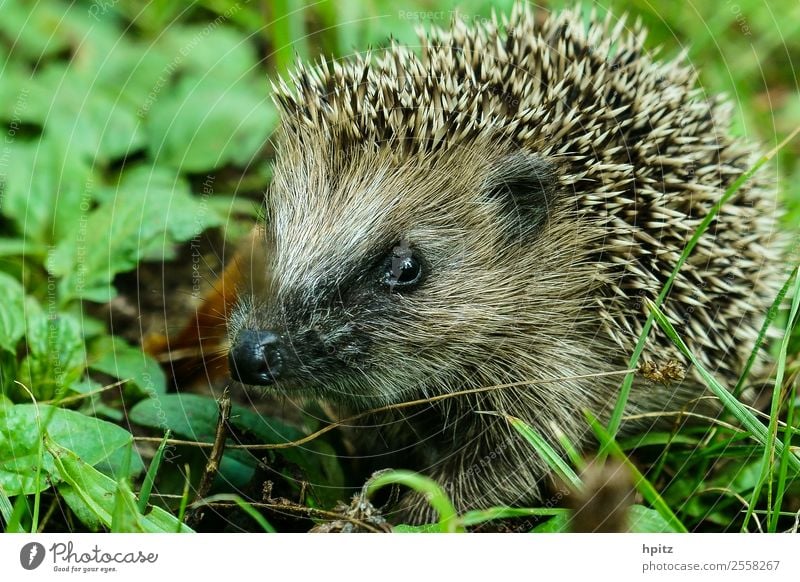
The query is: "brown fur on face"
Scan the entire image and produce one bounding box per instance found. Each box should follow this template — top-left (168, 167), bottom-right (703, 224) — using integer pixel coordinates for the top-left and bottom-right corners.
top-left (229, 4), bottom-right (782, 522)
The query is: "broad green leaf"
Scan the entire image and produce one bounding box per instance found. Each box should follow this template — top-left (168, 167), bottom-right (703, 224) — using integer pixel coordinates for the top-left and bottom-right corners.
top-left (88, 336), bottom-right (166, 396)
top-left (16, 302), bottom-right (85, 401)
top-left (130, 393), bottom-right (236, 444)
top-left (145, 75), bottom-right (277, 172)
top-left (393, 523), bottom-right (440, 533)
top-left (530, 512), bottom-right (570, 532)
top-left (129, 393), bottom-right (345, 505)
top-left (628, 504), bottom-right (680, 533)
top-left (48, 439), bottom-right (192, 532)
top-left (0, 138), bottom-right (95, 244)
top-left (0, 404), bottom-right (143, 496)
top-left (59, 485), bottom-right (102, 532)
top-left (49, 166), bottom-right (221, 302)
top-left (0, 273), bottom-right (26, 353)
top-left (25, 63), bottom-right (147, 164)
top-left (156, 24), bottom-right (260, 82)
top-left (0, 0), bottom-right (78, 61)
top-left (88, 41), bottom-right (174, 113)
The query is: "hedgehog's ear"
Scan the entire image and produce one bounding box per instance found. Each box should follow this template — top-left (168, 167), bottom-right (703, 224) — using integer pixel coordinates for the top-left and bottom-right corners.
top-left (482, 152), bottom-right (558, 236)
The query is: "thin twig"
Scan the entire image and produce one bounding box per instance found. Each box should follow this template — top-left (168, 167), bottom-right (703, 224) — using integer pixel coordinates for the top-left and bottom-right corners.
top-left (192, 500), bottom-right (386, 533)
top-left (133, 368), bottom-right (638, 450)
top-left (185, 390), bottom-right (232, 528)
top-left (41, 379), bottom-right (128, 405)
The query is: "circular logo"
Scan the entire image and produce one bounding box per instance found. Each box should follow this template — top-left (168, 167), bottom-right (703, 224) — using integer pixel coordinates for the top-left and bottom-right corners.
top-left (19, 542), bottom-right (46, 570)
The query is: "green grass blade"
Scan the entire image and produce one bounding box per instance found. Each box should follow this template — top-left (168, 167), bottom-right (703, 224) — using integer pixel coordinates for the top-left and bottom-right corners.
top-left (766, 265), bottom-right (800, 531)
top-left (6, 497), bottom-right (30, 533)
top-left (137, 430), bottom-right (171, 513)
top-left (553, 425), bottom-right (587, 472)
top-left (646, 299), bottom-right (800, 476)
top-left (0, 485), bottom-right (11, 528)
top-left (606, 126), bottom-right (800, 445)
top-left (771, 380), bottom-right (798, 532)
top-left (198, 494), bottom-right (276, 533)
top-left (367, 470), bottom-right (464, 533)
top-left (734, 265), bottom-right (798, 397)
top-left (585, 410), bottom-right (688, 533)
top-left (177, 464), bottom-right (191, 531)
top-left (487, 412), bottom-right (582, 489)
top-left (268, 0), bottom-right (309, 75)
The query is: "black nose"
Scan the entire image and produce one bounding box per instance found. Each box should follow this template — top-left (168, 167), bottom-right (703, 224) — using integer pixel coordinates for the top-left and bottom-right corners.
top-left (228, 330), bottom-right (284, 385)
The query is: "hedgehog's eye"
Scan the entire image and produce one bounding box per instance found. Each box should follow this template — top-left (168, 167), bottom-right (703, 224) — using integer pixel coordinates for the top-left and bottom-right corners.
top-left (381, 241), bottom-right (422, 291)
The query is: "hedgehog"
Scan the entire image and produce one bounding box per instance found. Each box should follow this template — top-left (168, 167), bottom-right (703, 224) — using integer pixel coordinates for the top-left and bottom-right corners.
top-left (226, 4), bottom-right (781, 523)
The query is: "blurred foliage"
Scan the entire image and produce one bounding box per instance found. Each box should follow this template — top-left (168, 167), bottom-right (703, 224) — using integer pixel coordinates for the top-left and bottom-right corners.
top-left (0, 0), bottom-right (798, 532)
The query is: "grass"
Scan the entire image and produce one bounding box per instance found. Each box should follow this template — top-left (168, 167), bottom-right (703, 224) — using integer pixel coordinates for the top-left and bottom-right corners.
top-left (0, 0), bottom-right (798, 533)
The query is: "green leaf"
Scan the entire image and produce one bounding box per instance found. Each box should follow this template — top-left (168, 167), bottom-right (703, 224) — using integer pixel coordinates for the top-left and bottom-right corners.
top-left (24, 63), bottom-right (147, 164)
top-left (48, 438), bottom-right (192, 532)
top-left (530, 512), bottom-right (570, 532)
top-left (0, 404), bottom-right (144, 496)
top-left (111, 479), bottom-right (145, 533)
top-left (366, 470), bottom-right (464, 533)
top-left (0, 0), bottom-right (79, 61)
top-left (130, 393), bottom-right (234, 443)
top-left (0, 273), bottom-right (26, 353)
top-left (156, 24), bottom-right (260, 82)
top-left (393, 522), bottom-right (441, 533)
top-left (618, 432), bottom-right (701, 450)
top-left (88, 42), bottom-right (174, 114)
top-left (628, 505), bottom-right (680, 533)
top-left (129, 394), bottom-right (344, 506)
top-left (16, 302), bottom-right (85, 401)
top-left (459, 506), bottom-right (568, 527)
top-left (129, 393), bottom-right (345, 505)
top-left (59, 485), bottom-right (102, 532)
top-left (49, 166), bottom-right (221, 302)
top-left (145, 76), bottom-right (277, 172)
top-left (0, 138), bottom-right (95, 244)
top-left (88, 336), bottom-right (166, 396)
top-left (0, 239), bottom-right (46, 258)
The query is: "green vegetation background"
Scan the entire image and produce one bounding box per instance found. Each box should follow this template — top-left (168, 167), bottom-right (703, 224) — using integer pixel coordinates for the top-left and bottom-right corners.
top-left (0, 0), bottom-right (798, 533)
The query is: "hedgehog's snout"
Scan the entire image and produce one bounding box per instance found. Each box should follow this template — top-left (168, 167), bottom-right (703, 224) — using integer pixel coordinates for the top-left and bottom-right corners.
top-left (228, 329), bottom-right (285, 386)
